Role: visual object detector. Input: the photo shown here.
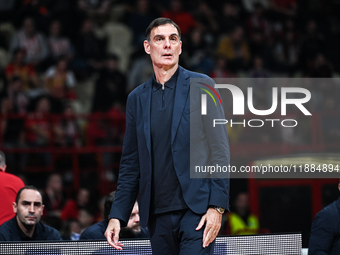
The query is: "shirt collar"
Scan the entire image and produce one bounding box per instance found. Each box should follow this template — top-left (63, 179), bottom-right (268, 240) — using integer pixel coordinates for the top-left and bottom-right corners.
top-left (14, 216), bottom-right (37, 241)
top-left (152, 67), bottom-right (179, 91)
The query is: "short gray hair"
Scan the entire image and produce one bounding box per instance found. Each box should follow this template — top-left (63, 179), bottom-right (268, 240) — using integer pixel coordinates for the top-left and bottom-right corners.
top-left (145, 17), bottom-right (181, 42)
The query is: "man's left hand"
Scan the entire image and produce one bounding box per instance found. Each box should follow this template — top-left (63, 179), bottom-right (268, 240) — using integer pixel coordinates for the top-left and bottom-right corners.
top-left (195, 208), bottom-right (222, 248)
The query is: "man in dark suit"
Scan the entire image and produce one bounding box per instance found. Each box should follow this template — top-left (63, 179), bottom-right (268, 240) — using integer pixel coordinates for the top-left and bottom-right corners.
top-left (308, 179), bottom-right (340, 255)
top-left (0, 186), bottom-right (62, 241)
top-left (105, 18), bottom-right (229, 255)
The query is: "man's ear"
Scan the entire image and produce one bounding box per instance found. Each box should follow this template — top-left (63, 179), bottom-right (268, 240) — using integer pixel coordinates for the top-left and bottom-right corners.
top-left (13, 202), bottom-right (17, 213)
top-left (144, 40), bottom-right (150, 55)
top-left (338, 183), bottom-right (340, 192)
top-left (179, 40), bottom-right (182, 55)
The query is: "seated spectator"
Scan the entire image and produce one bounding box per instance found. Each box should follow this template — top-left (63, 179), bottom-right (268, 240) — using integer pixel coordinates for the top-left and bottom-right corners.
top-left (217, 26), bottom-right (250, 72)
top-left (47, 20), bottom-right (74, 62)
top-left (246, 3), bottom-right (272, 40)
top-left (267, 0), bottom-right (297, 20)
top-left (0, 76), bottom-right (29, 114)
top-left (272, 30), bottom-right (299, 74)
top-left (308, 180), bottom-right (340, 254)
top-left (217, 2), bottom-right (240, 35)
top-left (5, 48), bottom-right (39, 92)
top-left (0, 151), bottom-right (25, 225)
top-left (91, 54), bottom-right (126, 113)
top-left (25, 97), bottom-right (52, 147)
top-left (78, 208), bottom-right (95, 233)
top-left (14, 0), bottom-right (51, 32)
top-left (9, 17), bottom-right (49, 70)
top-left (182, 27), bottom-right (214, 75)
top-left (77, 0), bottom-right (111, 24)
top-left (192, 1), bottom-right (219, 36)
top-left (211, 56), bottom-right (233, 78)
top-left (0, 97), bottom-right (26, 155)
top-left (86, 103), bottom-right (126, 148)
top-left (306, 53), bottom-right (333, 78)
top-left (0, 78), bottom-right (28, 157)
top-left (56, 104), bottom-right (82, 147)
top-left (127, 49), bottom-right (153, 93)
top-left (80, 191), bottom-right (148, 240)
top-left (119, 201), bottom-right (147, 238)
top-left (60, 188), bottom-right (92, 222)
top-left (0, 186), bottom-right (62, 241)
top-left (42, 173), bottom-right (66, 217)
top-left (72, 18), bottom-right (106, 78)
top-left (162, 0), bottom-right (196, 36)
top-left (242, 0), bottom-right (269, 13)
top-left (128, 0), bottom-right (156, 48)
top-left (249, 56), bottom-right (270, 78)
top-left (44, 56), bottom-right (77, 112)
top-left (220, 192), bottom-right (260, 235)
top-left (299, 20), bottom-right (325, 74)
top-left (60, 219), bottom-right (82, 240)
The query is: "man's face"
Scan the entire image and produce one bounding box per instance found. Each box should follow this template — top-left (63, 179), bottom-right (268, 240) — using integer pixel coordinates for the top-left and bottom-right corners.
top-left (13, 189), bottom-right (44, 228)
top-left (127, 202), bottom-right (141, 235)
top-left (144, 24), bottom-right (182, 69)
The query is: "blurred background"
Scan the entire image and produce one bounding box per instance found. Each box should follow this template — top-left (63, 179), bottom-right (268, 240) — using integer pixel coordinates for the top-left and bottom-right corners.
top-left (0, 0), bottom-right (339, 247)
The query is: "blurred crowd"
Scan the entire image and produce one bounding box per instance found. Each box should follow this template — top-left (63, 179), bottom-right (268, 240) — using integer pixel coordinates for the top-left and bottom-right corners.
top-left (0, 0), bottom-right (339, 149)
top-left (0, 0), bottom-right (340, 228)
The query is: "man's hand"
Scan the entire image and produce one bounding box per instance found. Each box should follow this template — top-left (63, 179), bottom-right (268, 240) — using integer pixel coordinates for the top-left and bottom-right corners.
top-left (104, 218), bottom-right (124, 250)
top-left (196, 208), bottom-right (222, 248)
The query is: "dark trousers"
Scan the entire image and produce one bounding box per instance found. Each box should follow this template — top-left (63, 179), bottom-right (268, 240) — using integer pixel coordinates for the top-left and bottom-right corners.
top-left (149, 209), bottom-right (215, 255)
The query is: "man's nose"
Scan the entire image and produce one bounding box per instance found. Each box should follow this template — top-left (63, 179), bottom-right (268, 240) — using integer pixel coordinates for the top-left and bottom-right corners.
top-left (29, 203), bottom-right (35, 213)
top-left (164, 38), bottom-right (171, 48)
top-left (135, 214), bottom-right (140, 223)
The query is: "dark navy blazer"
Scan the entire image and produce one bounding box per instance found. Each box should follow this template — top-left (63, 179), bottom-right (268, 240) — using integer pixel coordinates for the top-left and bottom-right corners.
top-left (110, 66), bottom-right (230, 228)
top-left (309, 197), bottom-right (340, 255)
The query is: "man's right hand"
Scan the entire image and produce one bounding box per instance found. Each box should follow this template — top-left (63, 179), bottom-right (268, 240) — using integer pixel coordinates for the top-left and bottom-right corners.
top-left (104, 218), bottom-right (124, 250)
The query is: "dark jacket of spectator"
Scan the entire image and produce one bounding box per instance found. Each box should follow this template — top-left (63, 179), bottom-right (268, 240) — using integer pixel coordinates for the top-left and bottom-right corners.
top-left (79, 220), bottom-right (107, 240)
top-left (308, 197), bottom-right (340, 255)
top-left (0, 217), bottom-right (62, 241)
top-left (79, 220), bottom-right (149, 240)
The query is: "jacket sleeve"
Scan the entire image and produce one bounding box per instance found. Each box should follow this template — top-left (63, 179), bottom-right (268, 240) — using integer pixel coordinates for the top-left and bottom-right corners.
top-left (195, 77), bottom-right (230, 210)
top-left (308, 209), bottom-right (336, 255)
top-left (204, 87), bottom-right (230, 210)
top-left (109, 92), bottom-right (140, 226)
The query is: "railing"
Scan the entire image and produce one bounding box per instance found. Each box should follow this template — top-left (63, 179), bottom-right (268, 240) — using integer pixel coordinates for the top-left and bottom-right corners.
top-left (0, 112), bottom-right (339, 194)
top-left (0, 112), bottom-right (126, 194)
top-left (0, 233), bottom-right (302, 255)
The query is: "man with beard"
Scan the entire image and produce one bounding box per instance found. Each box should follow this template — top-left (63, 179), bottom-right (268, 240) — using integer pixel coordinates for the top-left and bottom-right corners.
top-left (80, 191), bottom-right (148, 240)
top-left (0, 186), bottom-right (62, 241)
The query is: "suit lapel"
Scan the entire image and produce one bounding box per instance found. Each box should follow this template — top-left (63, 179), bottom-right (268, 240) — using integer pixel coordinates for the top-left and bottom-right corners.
top-left (171, 67), bottom-right (190, 144)
top-left (140, 79), bottom-right (152, 155)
